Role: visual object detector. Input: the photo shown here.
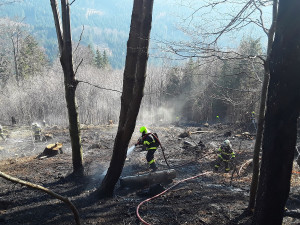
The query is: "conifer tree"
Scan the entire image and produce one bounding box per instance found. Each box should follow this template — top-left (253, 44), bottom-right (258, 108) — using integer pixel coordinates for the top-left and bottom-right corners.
top-left (18, 35), bottom-right (47, 79)
top-left (95, 49), bottom-right (103, 69)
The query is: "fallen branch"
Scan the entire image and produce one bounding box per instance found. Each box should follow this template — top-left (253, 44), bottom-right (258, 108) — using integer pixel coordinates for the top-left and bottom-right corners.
top-left (0, 171), bottom-right (80, 225)
top-left (136, 171), bottom-right (212, 225)
top-left (238, 159), bottom-right (253, 175)
top-left (190, 130), bottom-right (214, 134)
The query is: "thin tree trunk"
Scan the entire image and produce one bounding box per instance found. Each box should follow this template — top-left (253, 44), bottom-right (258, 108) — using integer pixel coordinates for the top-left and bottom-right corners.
top-left (253, 0), bottom-right (300, 224)
top-left (248, 0), bottom-right (278, 210)
top-left (97, 0), bottom-right (154, 197)
top-left (50, 0), bottom-right (83, 173)
top-left (11, 36), bottom-right (19, 84)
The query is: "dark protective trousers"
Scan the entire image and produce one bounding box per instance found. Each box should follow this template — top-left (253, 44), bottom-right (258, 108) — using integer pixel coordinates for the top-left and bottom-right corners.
top-left (214, 154), bottom-right (231, 172)
top-left (146, 149), bottom-right (156, 165)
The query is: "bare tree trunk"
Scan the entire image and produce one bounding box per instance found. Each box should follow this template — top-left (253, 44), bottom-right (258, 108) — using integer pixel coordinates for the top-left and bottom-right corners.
top-left (253, 0), bottom-right (300, 223)
top-left (97, 0), bottom-right (154, 197)
top-left (10, 28), bottom-right (21, 85)
top-left (248, 0), bottom-right (278, 210)
top-left (50, 0), bottom-right (83, 173)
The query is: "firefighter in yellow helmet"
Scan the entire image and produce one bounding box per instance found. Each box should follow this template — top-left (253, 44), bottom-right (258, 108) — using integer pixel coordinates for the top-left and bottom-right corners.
top-left (136, 126), bottom-right (159, 171)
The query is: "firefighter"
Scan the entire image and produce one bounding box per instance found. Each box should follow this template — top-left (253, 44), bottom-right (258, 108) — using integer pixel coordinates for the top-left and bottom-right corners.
top-left (251, 111), bottom-right (257, 131)
top-left (214, 139), bottom-right (235, 173)
top-left (32, 123), bottom-right (41, 141)
top-left (136, 126), bottom-right (159, 171)
top-left (0, 124), bottom-right (5, 141)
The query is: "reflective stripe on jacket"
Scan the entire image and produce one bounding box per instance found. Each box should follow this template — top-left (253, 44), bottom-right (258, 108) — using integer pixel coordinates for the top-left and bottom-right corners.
top-left (143, 135), bottom-right (157, 151)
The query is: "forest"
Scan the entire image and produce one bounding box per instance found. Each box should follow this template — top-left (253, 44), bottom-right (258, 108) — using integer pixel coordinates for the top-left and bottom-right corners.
top-left (0, 0), bottom-right (300, 225)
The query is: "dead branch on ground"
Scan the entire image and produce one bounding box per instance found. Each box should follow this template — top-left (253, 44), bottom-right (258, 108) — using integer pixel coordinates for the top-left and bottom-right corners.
top-left (0, 171), bottom-right (81, 225)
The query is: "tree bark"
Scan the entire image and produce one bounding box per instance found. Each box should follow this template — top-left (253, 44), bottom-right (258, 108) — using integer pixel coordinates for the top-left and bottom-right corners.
top-left (50, 0), bottom-right (83, 173)
top-left (97, 0), bottom-right (154, 197)
top-left (253, 1), bottom-right (300, 224)
top-left (248, 0), bottom-right (278, 210)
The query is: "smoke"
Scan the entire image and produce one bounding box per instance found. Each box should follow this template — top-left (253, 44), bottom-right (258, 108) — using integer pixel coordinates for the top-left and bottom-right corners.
top-left (85, 145), bottom-right (136, 191)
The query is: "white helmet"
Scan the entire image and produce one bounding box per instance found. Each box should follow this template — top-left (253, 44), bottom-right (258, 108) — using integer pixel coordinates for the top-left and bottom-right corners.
top-left (223, 140), bottom-right (231, 147)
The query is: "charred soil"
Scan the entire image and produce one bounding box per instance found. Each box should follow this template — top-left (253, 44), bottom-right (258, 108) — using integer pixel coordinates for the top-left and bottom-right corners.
top-left (0, 124), bottom-right (300, 225)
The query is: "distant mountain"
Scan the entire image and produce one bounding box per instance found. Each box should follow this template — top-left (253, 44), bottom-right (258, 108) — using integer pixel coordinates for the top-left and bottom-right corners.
top-left (0, 0), bottom-right (185, 68)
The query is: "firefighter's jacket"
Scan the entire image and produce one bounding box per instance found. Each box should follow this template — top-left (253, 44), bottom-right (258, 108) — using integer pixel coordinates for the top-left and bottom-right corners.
top-left (139, 134), bottom-right (158, 151)
top-left (217, 145), bottom-right (235, 161)
top-left (32, 125), bottom-right (41, 135)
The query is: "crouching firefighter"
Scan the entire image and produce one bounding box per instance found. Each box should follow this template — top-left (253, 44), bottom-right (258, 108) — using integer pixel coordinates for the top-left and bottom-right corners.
top-left (136, 126), bottom-right (160, 171)
top-left (214, 140), bottom-right (235, 173)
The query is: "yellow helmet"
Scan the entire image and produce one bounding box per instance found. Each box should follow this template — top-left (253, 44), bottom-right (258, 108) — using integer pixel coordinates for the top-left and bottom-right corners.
top-left (139, 126), bottom-right (147, 134)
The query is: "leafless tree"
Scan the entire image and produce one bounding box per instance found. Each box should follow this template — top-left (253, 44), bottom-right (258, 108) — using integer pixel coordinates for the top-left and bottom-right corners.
top-left (160, 0), bottom-right (277, 211)
top-left (253, 0), bottom-right (300, 223)
top-left (50, 0), bottom-right (83, 174)
top-left (97, 0), bottom-right (154, 197)
top-left (248, 0), bottom-right (278, 211)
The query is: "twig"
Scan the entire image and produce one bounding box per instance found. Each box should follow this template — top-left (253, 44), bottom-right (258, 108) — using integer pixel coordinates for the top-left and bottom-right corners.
top-left (190, 130), bottom-right (214, 134)
top-left (69, 0), bottom-right (76, 5)
top-left (74, 25), bottom-right (84, 54)
top-left (77, 80), bottom-right (122, 93)
top-left (74, 58), bottom-right (83, 75)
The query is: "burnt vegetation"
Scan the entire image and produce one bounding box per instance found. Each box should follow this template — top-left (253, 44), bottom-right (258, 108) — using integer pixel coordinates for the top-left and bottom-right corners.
top-left (1, 0), bottom-right (300, 224)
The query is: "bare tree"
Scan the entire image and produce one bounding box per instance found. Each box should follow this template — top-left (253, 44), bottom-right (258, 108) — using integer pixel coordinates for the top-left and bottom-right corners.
top-left (160, 0), bottom-right (277, 211)
top-left (50, 0), bottom-right (83, 173)
top-left (248, 0), bottom-right (278, 211)
top-left (253, 0), bottom-right (300, 223)
top-left (97, 0), bottom-right (154, 197)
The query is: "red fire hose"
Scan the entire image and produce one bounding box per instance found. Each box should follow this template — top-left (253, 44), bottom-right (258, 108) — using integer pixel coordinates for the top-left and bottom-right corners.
top-left (136, 171), bottom-right (211, 225)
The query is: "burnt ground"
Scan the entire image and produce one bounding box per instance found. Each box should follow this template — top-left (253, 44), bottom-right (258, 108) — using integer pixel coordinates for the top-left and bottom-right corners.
top-left (0, 123), bottom-right (300, 225)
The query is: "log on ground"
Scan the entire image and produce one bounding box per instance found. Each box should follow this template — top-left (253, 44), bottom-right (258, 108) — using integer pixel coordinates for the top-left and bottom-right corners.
top-left (120, 169), bottom-right (176, 188)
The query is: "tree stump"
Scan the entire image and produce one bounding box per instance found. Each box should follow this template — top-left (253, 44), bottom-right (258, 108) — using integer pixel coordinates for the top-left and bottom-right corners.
top-left (38, 143), bottom-right (63, 158)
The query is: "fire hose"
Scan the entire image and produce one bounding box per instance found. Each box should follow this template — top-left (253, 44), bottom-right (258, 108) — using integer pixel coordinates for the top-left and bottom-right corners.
top-left (151, 133), bottom-right (170, 169)
top-left (137, 132), bottom-right (170, 169)
top-left (136, 171), bottom-right (212, 225)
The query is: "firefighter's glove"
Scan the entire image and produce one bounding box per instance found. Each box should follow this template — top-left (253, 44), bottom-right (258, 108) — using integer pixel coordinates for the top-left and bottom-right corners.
top-left (136, 137), bottom-right (143, 145)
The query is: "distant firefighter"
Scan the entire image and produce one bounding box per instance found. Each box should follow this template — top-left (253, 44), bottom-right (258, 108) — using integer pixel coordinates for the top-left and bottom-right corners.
top-left (11, 116), bottom-right (16, 126)
top-left (32, 123), bottom-right (42, 141)
top-left (0, 124), bottom-right (5, 141)
top-left (214, 140), bottom-right (235, 173)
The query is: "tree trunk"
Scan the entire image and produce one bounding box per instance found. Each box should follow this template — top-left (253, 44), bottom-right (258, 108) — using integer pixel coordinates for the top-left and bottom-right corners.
top-left (50, 0), bottom-right (83, 173)
top-left (248, 0), bottom-right (278, 210)
top-left (97, 0), bottom-right (154, 197)
top-left (253, 1), bottom-right (300, 224)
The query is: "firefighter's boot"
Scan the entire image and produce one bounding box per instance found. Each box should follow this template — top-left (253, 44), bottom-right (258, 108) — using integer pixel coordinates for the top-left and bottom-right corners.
top-left (150, 162), bottom-right (157, 171)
